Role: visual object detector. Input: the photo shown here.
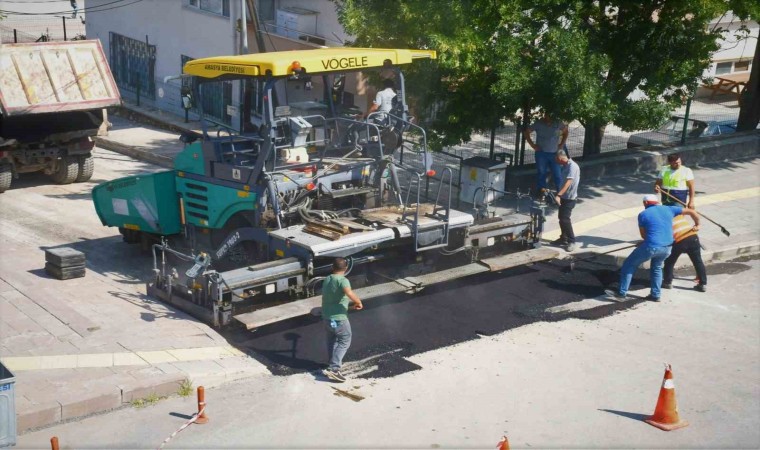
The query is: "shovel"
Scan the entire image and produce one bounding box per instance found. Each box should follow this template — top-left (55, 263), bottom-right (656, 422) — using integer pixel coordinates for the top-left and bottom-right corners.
top-left (658, 189), bottom-right (731, 237)
top-left (565, 243), bottom-right (639, 272)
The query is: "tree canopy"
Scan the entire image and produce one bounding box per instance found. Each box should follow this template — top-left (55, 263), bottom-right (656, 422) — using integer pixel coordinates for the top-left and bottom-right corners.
top-left (334, 0), bottom-right (759, 154)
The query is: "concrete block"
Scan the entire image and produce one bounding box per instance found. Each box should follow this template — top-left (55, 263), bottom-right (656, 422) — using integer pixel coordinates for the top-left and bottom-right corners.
top-left (119, 373), bottom-right (185, 403)
top-left (59, 387), bottom-right (122, 421)
top-left (0, 356), bottom-right (42, 371)
top-left (113, 352), bottom-right (148, 367)
top-left (167, 346), bottom-right (236, 361)
top-left (77, 353), bottom-right (114, 368)
top-left (39, 354), bottom-right (79, 370)
top-left (16, 400), bottom-right (61, 432)
top-left (135, 350), bottom-right (179, 364)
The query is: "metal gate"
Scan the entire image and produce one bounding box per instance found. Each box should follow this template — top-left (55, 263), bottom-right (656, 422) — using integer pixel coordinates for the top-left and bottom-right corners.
top-left (181, 55), bottom-right (233, 126)
top-left (109, 32), bottom-right (156, 100)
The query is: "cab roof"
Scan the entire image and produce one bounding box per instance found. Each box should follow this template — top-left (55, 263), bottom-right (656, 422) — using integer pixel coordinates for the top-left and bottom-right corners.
top-left (183, 47), bottom-right (437, 79)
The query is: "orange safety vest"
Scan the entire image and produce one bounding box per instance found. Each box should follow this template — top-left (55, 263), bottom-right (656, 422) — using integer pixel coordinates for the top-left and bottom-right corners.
top-left (672, 214), bottom-right (697, 243)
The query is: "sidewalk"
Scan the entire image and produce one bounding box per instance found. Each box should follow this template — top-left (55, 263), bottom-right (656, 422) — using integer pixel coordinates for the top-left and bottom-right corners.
top-left (4, 100), bottom-right (756, 434)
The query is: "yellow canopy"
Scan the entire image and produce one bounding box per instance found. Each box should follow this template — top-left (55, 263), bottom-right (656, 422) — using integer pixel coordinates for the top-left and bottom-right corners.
top-left (183, 47), bottom-right (437, 79)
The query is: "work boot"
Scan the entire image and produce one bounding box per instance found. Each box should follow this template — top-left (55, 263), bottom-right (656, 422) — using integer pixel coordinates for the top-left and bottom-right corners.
top-left (323, 369), bottom-right (346, 383)
top-left (661, 282), bottom-right (672, 289)
top-left (645, 294), bottom-right (661, 302)
top-left (695, 284), bottom-right (706, 292)
top-left (604, 289), bottom-right (627, 302)
top-left (550, 238), bottom-right (566, 246)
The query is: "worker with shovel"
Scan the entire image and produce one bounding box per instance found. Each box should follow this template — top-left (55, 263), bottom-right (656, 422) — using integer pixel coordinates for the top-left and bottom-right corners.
top-left (662, 212), bottom-right (706, 292)
top-left (552, 150), bottom-right (581, 252)
top-left (605, 195), bottom-right (700, 302)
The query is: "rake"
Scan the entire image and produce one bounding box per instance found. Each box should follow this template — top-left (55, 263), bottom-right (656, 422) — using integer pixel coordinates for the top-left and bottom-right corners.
top-left (658, 189), bottom-right (731, 237)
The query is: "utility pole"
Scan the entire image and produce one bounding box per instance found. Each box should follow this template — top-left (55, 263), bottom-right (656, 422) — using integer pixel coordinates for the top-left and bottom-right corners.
top-left (240, 0), bottom-right (248, 55)
top-left (245, 0), bottom-right (267, 54)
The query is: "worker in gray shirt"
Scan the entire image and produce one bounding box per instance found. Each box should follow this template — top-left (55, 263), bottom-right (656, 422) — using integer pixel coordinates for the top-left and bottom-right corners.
top-left (553, 151), bottom-right (580, 251)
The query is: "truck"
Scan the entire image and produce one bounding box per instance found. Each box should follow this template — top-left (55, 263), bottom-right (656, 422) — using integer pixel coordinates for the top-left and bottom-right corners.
top-left (91, 48), bottom-right (553, 328)
top-left (0, 40), bottom-right (121, 193)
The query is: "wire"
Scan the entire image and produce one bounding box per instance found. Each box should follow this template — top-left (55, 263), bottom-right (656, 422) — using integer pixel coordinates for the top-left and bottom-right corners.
top-left (0, 0), bottom-right (140, 15)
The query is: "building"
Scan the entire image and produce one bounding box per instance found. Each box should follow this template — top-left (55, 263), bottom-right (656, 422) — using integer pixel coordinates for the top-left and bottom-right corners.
top-left (0, 0), bottom-right (86, 43)
top-left (83, 0), bottom-right (372, 132)
top-left (705, 14), bottom-right (757, 77)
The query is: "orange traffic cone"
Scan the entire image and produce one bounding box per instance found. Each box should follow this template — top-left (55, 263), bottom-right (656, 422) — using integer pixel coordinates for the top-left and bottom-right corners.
top-left (645, 364), bottom-right (688, 431)
top-left (496, 435), bottom-right (510, 450)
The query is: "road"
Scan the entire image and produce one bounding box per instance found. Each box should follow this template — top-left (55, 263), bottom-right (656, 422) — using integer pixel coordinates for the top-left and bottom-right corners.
top-left (5, 148), bottom-right (760, 448)
top-left (16, 257), bottom-right (760, 449)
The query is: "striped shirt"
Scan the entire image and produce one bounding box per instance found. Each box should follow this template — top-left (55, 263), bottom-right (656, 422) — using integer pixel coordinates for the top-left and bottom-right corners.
top-left (672, 214), bottom-right (697, 243)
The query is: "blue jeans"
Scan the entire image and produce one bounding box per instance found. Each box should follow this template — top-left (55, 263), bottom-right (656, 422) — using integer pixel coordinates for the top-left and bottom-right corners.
top-left (535, 151), bottom-right (562, 191)
top-left (324, 319), bottom-right (352, 371)
top-left (618, 245), bottom-right (672, 298)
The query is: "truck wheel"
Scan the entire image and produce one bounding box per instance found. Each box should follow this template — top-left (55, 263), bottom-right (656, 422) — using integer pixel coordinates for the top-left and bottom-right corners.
top-left (0, 164), bottom-right (11, 193)
top-left (50, 156), bottom-right (78, 184)
top-left (75, 154), bottom-right (95, 182)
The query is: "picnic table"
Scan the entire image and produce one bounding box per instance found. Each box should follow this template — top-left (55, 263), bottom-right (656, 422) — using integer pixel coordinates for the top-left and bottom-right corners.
top-left (704, 72), bottom-right (750, 104)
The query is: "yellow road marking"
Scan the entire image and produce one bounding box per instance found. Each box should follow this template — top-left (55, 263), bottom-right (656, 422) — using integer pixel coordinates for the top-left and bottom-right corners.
top-left (544, 187), bottom-right (760, 241)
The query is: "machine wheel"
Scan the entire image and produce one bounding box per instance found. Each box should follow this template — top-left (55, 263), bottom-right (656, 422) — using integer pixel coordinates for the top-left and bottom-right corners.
top-left (0, 164), bottom-right (12, 193)
top-left (50, 156), bottom-right (78, 184)
top-left (75, 154), bottom-right (94, 182)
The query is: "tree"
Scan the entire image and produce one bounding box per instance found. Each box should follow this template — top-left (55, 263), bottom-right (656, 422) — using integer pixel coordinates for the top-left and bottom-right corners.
top-left (335, 0), bottom-right (759, 155)
top-left (737, 40), bottom-right (759, 131)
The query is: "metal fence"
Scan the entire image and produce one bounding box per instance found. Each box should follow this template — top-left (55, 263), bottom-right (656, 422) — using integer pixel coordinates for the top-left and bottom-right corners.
top-left (394, 93), bottom-right (743, 205)
top-left (0, 17), bottom-right (85, 43)
top-left (430, 93), bottom-right (742, 167)
top-left (109, 32), bottom-right (157, 101)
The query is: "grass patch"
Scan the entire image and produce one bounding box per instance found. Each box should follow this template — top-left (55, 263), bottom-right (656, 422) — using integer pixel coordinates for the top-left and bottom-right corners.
top-left (131, 392), bottom-right (163, 408)
top-left (177, 378), bottom-right (194, 397)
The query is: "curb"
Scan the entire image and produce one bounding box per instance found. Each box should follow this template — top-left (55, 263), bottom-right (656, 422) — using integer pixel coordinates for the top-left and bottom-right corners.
top-left (16, 373), bottom-right (186, 433)
top-left (94, 137), bottom-right (174, 169)
top-left (568, 240), bottom-right (760, 273)
top-left (15, 366), bottom-right (266, 433)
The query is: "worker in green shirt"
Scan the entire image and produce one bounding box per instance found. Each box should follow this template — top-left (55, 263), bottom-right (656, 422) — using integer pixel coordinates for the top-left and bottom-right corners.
top-left (321, 257), bottom-right (363, 383)
top-left (655, 153), bottom-right (695, 208)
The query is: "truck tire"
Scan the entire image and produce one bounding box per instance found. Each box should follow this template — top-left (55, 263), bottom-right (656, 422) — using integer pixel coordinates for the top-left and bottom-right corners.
top-left (75, 154), bottom-right (95, 182)
top-left (50, 156), bottom-right (78, 184)
top-left (0, 164), bottom-right (11, 193)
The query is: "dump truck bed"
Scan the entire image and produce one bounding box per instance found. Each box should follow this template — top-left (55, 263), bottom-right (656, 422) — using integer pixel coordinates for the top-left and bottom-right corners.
top-left (0, 40), bottom-right (120, 117)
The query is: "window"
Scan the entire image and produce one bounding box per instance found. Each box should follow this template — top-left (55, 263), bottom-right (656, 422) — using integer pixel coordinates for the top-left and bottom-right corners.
top-left (715, 62), bottom-right (732, 75)
top-left (257, 0), bottom-right (275, 22)
top-left (188, 0), bottom-right (230, 17)
top-left (734, 60), bottom-right (750, 72)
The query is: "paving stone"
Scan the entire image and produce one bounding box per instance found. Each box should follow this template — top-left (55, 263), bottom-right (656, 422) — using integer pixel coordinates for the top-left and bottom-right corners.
top-left (39, 354), bottom-right (79, 370)
top-left (77, 353), bottom-right (114, 368)
top-left (113, 352), bottom-right (148, 367)
top-left (1, 356), bottom-right (42, 371)
top-left (167, 346), bottom-right (235, 361)
top-left (135, 350), bottom-right (179, 364)
top-left (0, 278), bottom-right (14, 293)
top-left (167, 360), bottom-right (225, 379)
top-left (213, 356), bottom-right (267, 372)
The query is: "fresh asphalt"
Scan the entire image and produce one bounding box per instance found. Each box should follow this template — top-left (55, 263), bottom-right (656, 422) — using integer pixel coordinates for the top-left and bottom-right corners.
top-left (227, 259), bottom-right (659, 378)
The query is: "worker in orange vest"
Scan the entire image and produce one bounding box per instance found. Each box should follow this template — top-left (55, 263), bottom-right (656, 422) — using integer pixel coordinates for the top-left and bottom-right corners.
top-left (662, 213), bottom-right (706, 292)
